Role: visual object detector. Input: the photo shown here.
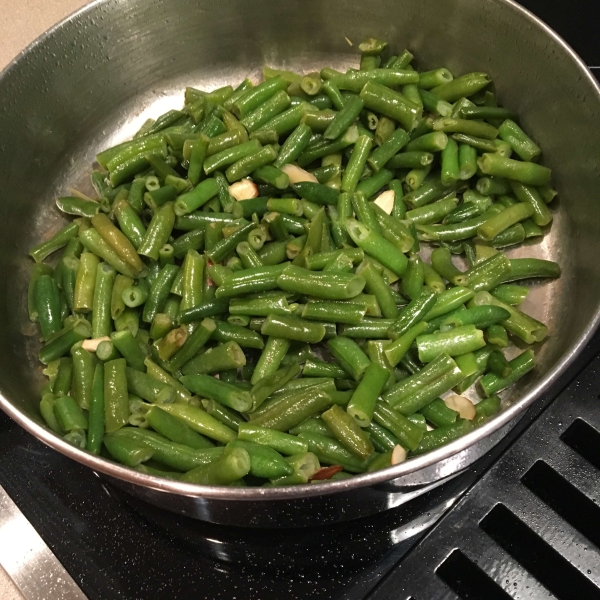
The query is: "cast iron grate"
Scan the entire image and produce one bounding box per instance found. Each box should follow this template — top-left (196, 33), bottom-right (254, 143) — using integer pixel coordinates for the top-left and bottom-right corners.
top-left (364, 352), bottom-right (600, 600)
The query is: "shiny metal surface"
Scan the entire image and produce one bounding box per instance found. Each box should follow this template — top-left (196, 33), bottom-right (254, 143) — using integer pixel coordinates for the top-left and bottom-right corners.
top-left (0, 0), bottom-right (599, 527)
top-left (0, 485), bottom-right (87, 600)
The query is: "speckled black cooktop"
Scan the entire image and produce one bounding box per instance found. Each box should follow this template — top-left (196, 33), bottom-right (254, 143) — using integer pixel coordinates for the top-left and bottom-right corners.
top-left (1, 2), bottom-right (599, 599)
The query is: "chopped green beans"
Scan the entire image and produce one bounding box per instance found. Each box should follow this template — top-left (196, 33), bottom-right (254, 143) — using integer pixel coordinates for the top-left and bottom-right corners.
top-left (27, 38), bottom-right (559, 487)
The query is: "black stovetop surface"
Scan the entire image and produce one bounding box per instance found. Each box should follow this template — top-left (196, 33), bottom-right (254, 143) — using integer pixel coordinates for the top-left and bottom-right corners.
top-left (2, 2), bottom-right (600, 599)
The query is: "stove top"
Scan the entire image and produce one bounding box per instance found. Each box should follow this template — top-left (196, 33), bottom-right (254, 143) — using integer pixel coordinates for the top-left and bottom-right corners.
top-left (1, 2), bottom-right (600, 599)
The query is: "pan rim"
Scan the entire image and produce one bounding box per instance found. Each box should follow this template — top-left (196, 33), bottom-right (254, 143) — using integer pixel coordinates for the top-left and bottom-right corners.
top-left (1, 0), bottom-right (599, 502)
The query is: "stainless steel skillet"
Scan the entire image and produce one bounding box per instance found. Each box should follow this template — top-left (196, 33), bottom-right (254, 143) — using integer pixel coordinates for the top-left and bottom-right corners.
top-left (0, 0), bottom-right (599, 527)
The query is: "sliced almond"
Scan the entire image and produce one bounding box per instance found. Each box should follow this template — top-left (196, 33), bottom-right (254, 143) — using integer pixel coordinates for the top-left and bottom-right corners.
top-left (228, 179), bottom-right (258, 201)
top-left (374, 189), bottom-right (395, 215)
top-left (82, 336), bottom-right (110, 352)
top-left (444, 394), bottom-right (476, 420)
top-left (391, 444), bottom-right (407, 465)
top-left (280, 164), bottom-right (318, 184)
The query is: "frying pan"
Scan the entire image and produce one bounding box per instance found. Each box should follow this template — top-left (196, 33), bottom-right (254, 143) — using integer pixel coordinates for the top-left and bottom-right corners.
top-left (1, 0), bottom-right (599, 527)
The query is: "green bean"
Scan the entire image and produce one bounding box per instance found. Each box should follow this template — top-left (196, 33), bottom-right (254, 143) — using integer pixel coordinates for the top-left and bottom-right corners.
top-left (103, 434), bottom-right (154, 466)
top-left (277, 263), bottom-right (365, 300)
top-left (385, 321), bottom-right (429, 368)
top-left (406, 131), bottom-right (448, 153)
top-left (472, 395), bottom-right (502, 426)
top-left (108, 330), bottom-right (145, 372)
top-left (356, 168), bottom-right (394, 200)
top-left (198, 399), bottom-right (240, 433)
top-left (416, 324), bottom-right (485, 363)
top-left (180, 447), bottom-right (252, 486)
top-left (440, 305), bottom-right (510, 330)
top-left (112, 199), bottom-right (146, 250)
top-left (289, 417), bottom-right (333, 438)
top-left (487, 348), bottom-right (512, 378)
top-left (372, 402), bottom-right (423, 451)
top-left (249, 363), bottom-right (301, 410)
top-left (386, 354), bottom-right (464, 415)
top-left (125, 365), bottom-right (176, 405)
top-left (367, 129), bottom-right (410, 172)
top-left (237, 423), bottom-right (307, 456)
top-left (250, 387), bottom-right (332, 432)
top-left (141, 264), bottom-right (179, 323)
top-left (302, 358), bottom-right (347, 379)
top-left (301, 109), bottom-right (337, 134)
top-left (499, 258), bottom-right (561, 284)
top-left (73, 252), bottom-right (100, 313)
top-left (470, 290), bottom-right (548, 344)
top-left (228, 440), bottom-right (293, 479)
top-left (509, 181), bottom-right (552, 227)
top-left (456, 252), bottom-right (511, 291)
top-left (419, 397), bottom-right (458, 428)
top-left (137, 201), bottom-right (176, 261)
top-left (225, 145), bottom-right (277, 183)
top-left (431, 72), bottom-right (491, 102)
top-left (301, 301), bottom-right (364, 324)
top-left (359, 81), bottom-right (420, 131)
top-left (145, 405), bottom-right (213, 449)
top-left (327, 336), bottom-right (371, 381)
top-left (33, 275), bottom-right (62, 340)
top-left (231, 76), bottom-right (288, 118)
top-left (478, 153), bottom-right (551, 186)
top-left (81, 362), bottom-right (104, 454)
top-left (485, 324), bottom-right (509, 349)
top-left (415, 204), bottom-right (503, 242)
top-left (91, 263), bottom-right (116, 338)
top-left (91, 213), bottom-right (144, 274)
top-left (68, 344), bottom-right (95, 410)
top-left (297, 432), bottom-right (370, 473)
top-left (321, 405), bottom-right (374, 459)
top-left (157, 403), bottom-right (236, 444)
top-left (50, 357), bottom-right (72, 398)
top-left (490, 284), bottom-right (528, 306)
top-left (345, 219), bottom-right (408, 277)
top-left (180, 340), bottom-right (245, 377)
top-left (405, 165), bottom-right (431, 191)
top-left (386, 288), bottom-right (436, 340)
top-left (321, 95), bottom-right (363, 141)
top-left (405, 198), bottom-right (458, 227)
top-left (213, 263), bottom-right (287, 299)
top-left (297, 124), bottom-right (359, 166)
top-left (56, 196), bottom-right (101, 218)
top-left (54, 395), bottom-right (88, 432)
top-left (260, 314), bottom-right (325, 344)
top-left (433, 117), bottom-right (498, 140)
top-left (411, 419), bottom-right (474, 455)
top-left (249, 336), bottom-right (289, 385)
top-left (498, 119), bottom-right (541, 162)
top-left (29, 222), bottom-right (79, 263)
top-left (206, 221), bottom-right (256, 264)
top-left (440, 137), bottom-right (459, 185)
top-left (36, 306), bottom-right (88, 359)
top-left (179, 373), bottom-right (251, 412)
top-left (122, 280), bottom-right (149, 308)
top-left (173, 179), bottom-right (220, 216)
top-left (104, 358), bottom-right (129, 432)
top-left (346, 363), bottom-right (389, 427)
top-left (113, 426), bottom-right (224, 471)
top-left (479, 349), bottom-right (534, 396)
top-left (398, 254), bottom-right (423, 301)
top-left (387, 151), bottom-right (434, 170)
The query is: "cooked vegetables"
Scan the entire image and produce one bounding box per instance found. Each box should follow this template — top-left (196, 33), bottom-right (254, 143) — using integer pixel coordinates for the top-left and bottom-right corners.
top-left (28, 38), bottom-right (560, 487)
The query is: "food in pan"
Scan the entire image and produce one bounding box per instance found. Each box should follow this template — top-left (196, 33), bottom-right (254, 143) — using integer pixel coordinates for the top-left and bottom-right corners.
top-left (28, 37), bottom-right (560, 486)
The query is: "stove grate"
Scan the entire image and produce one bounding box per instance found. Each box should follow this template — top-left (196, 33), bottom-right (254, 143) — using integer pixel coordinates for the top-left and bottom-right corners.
top-left (365, 353), bottom-right (600, 600)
